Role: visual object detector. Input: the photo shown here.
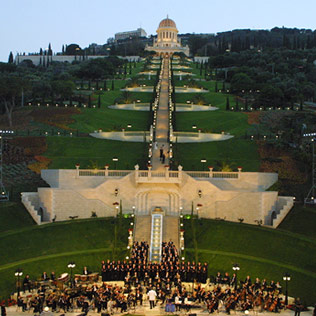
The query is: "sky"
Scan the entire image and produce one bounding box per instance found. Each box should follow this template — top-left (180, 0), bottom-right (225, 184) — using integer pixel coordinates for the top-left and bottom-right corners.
top-left (1, 0), bottom-right (316, 62)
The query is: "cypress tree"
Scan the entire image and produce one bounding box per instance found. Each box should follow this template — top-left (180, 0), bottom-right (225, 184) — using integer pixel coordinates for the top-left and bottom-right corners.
top-left (8, 52), bottom-right (14, 63)
top-left (235, 99), bottom-right (239, 111)
top-left (69, 96), bottom-right (73, 107)
top-left (300, 100), bottom-right (303, 111)
top-left (98, 94), bottom-right (101, 108)
top-left (48, 43), bottom-right (52, 56)
top-left (245, 98), bottom-right (248, 111)
top-left (88, 80), bottom-right (91, 90)
top-left (96, 80), bottom-right (99, 90)
top-left (226, 97), bottom-right (230, 111)
top-left (215, 81), bottom-right (218, 93)
top-left (104, 80), bottom-right (107, 91)
top-left (111, 80), bottom-right (115, 91)
top-left (88, 95), bottom-right (91, 108)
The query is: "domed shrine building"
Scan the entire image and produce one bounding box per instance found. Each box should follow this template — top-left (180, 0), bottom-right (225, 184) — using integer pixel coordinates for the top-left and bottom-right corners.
top-left (145, 16), bottom-right (190, 56)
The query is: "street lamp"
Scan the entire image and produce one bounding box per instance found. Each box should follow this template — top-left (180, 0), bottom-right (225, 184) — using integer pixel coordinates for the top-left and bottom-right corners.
top-left (67, 262), bottom-right (76, 288)
top-left (283, 273), bottom-right (291, 306)
top-left (112, 157), bottom-right (118, 170)
top-left (232, 263), bottom-right (240, 289)
top-left (201, 158), bottom-right (207, 171)
top-left (14, 268), bottom-right (23, 297)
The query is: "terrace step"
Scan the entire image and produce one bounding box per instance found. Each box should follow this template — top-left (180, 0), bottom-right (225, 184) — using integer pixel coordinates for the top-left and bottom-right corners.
top-left (134, 215), bottom-right (151, 243)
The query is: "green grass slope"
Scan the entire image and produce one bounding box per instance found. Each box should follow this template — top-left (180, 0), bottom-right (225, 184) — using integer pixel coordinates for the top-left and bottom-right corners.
top-left (45, 137), bottom-right (148, 170)
top-left (0, 218), bottom-right (129, 299)
top-left (184, 218), bottom-right (316, 304)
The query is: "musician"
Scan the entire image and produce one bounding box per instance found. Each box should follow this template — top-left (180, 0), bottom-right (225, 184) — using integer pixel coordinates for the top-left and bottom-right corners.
top-left (17, 296), bottom-right (27, 312)
top-left (1, 303), bottom-right (6, 316)
top-left (244, 275), bottom-right (252, 286)
top-left (253, 277), bottom-right (261, 291)
top-left (50, 272), bottom-right (56, 281)
top-left (42, 272), bottom-right (49, 281)
top-left (215, 272), bottom-right (222, 284)
top-left (23, 274), bottom-right (31, 293)
top-left (223, 272), bottom-right (230, 285)
top-left (82, 266), bottom-right (90, 276)
top-left (294, 298), bottom-right (302, 316)
top-left (175, 293), bottom-right (182, 311)
top-left (230, 273), bottom-right (237, 288)
top-left (184, 294), bottom-right (194, 312)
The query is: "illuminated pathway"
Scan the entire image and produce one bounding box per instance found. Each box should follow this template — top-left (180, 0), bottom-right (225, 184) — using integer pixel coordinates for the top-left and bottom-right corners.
top-left (152, 57), bottom-right (170, 171)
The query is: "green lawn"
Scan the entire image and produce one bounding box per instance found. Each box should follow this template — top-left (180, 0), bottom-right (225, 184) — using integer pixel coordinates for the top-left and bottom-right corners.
top-left (173, 139), bottom-right (259, 171)
top-left (278, 204), bottom-right (316, 240)
top-left (45, 137), bottom-right (148, 170)
top-left (69, 78), bottom-right (153, 133)
top-left (173, 78), bottom-right (258, 171)
top-left (69, 107), bottom-right (150, 133)
top-left (176, 111), bottom-right (250, 137)
top-left (0, 202), bottom-right (35, 233)
top-left (184, 218), bottom-right (316, 305)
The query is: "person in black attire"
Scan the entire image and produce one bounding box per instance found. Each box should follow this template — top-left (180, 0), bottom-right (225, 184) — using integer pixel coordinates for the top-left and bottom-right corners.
top-left (1, 303), bottom-right (6, 316)
top-left (82, 266), bottom-right (90, 275)
top-left (42, 272), bottom-right (49, 281)
top-left (23, 275), bottom-right (31, 292)
top-left (17, 296), bottom-right (27, 312)
top-left (294, 298), bottom-right (302, 316)
top-left (50, 272), bottom-right (56, 281)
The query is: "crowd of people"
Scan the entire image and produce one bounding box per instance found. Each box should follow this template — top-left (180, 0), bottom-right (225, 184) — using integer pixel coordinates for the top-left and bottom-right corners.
top-left (14, 240), bottom-right (297, 315)
top-left (101, 241), bottom-right (208, 286)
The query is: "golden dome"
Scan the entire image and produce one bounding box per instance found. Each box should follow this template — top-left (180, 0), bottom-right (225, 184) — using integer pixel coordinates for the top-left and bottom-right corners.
top-left (159, 17), bottom-right (177, 28)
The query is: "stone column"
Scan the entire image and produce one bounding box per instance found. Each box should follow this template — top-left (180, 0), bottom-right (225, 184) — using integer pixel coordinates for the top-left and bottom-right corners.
top-left (178, 165), bottom-right (183, 182)
top-left (134, 164), bottom-right (139, 181)
top-left (105, 165), bottom-right (109, 177)
top-left (165, 165), bottom-right (169, 180)
top-left (208, 166), bottom-right (213, 178)
top-left (148, 165), bottom-right (152, 179)
top-left (75, 164), bottom-right (80, 179)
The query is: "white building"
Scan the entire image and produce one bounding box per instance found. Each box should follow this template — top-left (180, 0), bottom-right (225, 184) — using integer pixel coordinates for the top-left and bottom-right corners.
top-left (145, 17), bottom-right (190, 57)
top-left (115, 28), bottom-right (147, 41)
top-left (22, 166), bottom-right (293, 229)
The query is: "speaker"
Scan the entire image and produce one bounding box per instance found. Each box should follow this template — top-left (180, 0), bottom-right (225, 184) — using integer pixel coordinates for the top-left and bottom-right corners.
top-left (101, 314), bottom-right (110, 316)
top-left (189, 314), bottom-right (197, 316)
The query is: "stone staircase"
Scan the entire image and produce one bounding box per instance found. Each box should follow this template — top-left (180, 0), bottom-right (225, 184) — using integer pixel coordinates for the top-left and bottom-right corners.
top-left (21, 192), bottom-right (42, 224)
top-left (272, 197), bottom-right (294, 228)
top-left (134, 215), bottom-right (151, 242)
top-left (163, 216), bottom-right (179, 249)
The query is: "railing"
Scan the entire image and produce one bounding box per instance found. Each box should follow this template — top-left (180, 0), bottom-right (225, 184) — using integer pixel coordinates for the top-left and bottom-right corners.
top-left (123, 131), bottom-right (149, 137)
top-left (174, 132), bottom-right (199, 138)
top-left (79, 170), bottom-right (106, 176)
top-left (79, 170), bottom-right (131, 177)
top-left (77, 169), bottom-right (239, 180)
top-left (186, 171), bottom-right (239, 179)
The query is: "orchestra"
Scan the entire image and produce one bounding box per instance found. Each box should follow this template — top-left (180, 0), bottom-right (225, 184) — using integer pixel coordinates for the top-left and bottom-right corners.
top-left (13, 241), bottom-right (288, 314)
